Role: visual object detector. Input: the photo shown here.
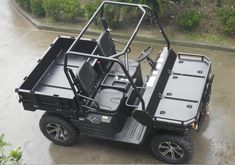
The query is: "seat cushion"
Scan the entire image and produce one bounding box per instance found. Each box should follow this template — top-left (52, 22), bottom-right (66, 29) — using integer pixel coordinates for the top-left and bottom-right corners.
top-left (94, 88), bottom-right (124, 112)
top-left (109, 59), bottom-right (139, 78)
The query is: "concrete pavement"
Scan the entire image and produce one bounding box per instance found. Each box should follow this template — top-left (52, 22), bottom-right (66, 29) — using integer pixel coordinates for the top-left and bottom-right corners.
top-left (0, 0), bottom-right (235, 164)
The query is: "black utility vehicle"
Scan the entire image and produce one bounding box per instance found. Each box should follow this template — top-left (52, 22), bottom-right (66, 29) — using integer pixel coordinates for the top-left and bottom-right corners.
top-left (16, 1), bottom-right (214, 164)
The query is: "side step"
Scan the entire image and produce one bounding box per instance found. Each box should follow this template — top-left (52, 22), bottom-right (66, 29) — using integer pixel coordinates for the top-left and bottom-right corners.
top-left (113, 117), bottom-right (147, 144)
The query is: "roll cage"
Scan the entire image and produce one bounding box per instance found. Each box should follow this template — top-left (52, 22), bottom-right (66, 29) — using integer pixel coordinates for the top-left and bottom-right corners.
top-left (63, 1), bottom-right (171, 112)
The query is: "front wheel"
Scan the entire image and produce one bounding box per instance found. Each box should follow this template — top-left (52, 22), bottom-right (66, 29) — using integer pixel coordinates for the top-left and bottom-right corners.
top-left (39, 113), bottom-right (79, 146)
top-left (150, 134), bottom-right (194, 164)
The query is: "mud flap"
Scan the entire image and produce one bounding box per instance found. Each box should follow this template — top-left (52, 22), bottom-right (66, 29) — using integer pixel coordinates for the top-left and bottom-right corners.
top-left (205, 74), bottom-right (214, 104)
top-left (197, 104), bottom-right (210, 131)
top-left (133, 110), bottom-right (153, 127)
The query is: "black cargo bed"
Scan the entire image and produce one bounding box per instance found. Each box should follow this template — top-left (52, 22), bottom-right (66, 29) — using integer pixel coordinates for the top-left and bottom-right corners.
top-left (17, 37), bottom-right (97, 98)
top-left (16, 36), bottom-right (98, 112)
top-left (32, 49), bottom-right (85, 98)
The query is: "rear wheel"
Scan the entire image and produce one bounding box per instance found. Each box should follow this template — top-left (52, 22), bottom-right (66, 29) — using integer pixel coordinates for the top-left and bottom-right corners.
top-left (150, 134), bottom-right (194, 164)
top-left (39, 113), bottom-right (79, 146)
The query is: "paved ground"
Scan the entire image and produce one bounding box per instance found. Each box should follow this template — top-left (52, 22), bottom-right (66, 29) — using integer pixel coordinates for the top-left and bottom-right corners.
top-left (0, 0), bottom-right (235, 164)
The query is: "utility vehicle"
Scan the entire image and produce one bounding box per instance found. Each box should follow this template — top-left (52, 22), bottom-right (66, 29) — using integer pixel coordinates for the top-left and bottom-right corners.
top-left (16, 1), bottom-right (214, 164)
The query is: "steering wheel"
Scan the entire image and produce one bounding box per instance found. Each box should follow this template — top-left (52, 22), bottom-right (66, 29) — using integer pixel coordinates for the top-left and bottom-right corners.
top-left (137, 46), bottom-right (153, 62)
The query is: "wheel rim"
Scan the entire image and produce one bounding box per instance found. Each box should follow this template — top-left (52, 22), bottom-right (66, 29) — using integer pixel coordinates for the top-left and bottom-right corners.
top-left (158, 142), bottom-right (184, 160)
top-left (46, 123), bottom-right (68, 141)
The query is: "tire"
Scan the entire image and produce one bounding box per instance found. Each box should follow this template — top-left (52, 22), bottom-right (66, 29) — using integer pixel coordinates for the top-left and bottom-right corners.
top-left (39, 113), bottom-right (79, 146)
top-left (150, 134), bottom-right (194, 164)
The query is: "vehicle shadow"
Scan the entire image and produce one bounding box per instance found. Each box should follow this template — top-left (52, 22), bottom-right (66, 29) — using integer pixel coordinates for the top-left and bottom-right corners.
top-left (190, 114), bottom-right (212, 164)
top-left (48, 135), bottom-right (161, 164)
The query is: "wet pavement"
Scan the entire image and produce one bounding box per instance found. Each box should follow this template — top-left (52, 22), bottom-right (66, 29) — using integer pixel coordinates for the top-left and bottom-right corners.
top-left (0, 0), bottom-right (235, 164)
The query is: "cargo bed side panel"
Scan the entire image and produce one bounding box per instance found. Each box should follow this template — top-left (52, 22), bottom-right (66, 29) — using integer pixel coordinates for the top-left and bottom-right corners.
top-left (18, 91), bottom-right (77, 118)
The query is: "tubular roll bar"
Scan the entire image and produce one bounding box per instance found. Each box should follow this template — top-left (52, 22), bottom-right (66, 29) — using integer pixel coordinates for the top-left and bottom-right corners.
top-left (66, 1), bottom-right (170, 55)
top-left (64, 1), bottom-right (172, 112)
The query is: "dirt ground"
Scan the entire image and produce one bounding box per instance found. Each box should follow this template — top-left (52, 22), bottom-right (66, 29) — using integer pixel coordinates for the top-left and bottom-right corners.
top-left (0, 0), bottom-right (235, 164)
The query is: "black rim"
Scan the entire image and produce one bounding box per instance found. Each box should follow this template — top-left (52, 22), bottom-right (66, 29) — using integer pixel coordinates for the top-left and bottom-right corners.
top-left (46, 123), bottom-right (68, 142)
top-left (158, 142), bottom-right (184, 160)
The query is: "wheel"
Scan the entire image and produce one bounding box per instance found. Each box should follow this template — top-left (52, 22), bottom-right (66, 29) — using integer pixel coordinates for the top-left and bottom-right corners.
top-left (150, 134), bottom-right (194, 164)
top-left (39, 113), bottom-right (79, 146)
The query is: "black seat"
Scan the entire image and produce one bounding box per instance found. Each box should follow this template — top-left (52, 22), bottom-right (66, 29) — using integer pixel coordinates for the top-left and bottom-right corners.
top-left (97, 31), bottom-right (116, 57)
top-left (76, 61), bottom-right (124, 113)
top-left (94, 88), bottom-right (123, 112)
top-left (76, 61), bottom-right (98, 96)
top-left (97, 31), bottom-right (116, 72)
top-left (97, 31), bottom-right (139, 79)
top-left (109, 59), bottom-right (139, 78)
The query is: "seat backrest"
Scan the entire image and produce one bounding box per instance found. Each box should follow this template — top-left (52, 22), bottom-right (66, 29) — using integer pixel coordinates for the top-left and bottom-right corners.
top-left (97, 31), bottom-right (116, 57)
top-left (76, 61), bottom-right (98, 96)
